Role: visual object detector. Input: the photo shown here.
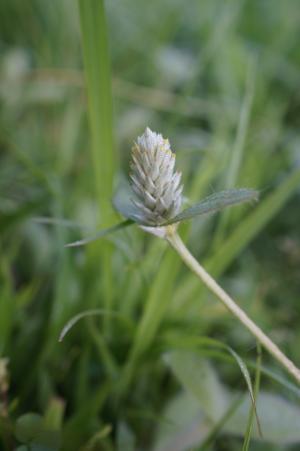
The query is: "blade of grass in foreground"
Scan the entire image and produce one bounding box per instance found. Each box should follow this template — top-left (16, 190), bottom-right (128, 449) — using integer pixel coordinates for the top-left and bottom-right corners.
top-left (242, 343), bottom-right (262, 451)
top-left (78, 0), bottom-right (116, 335)
top-left (79, 0), bottom-right (116, 205)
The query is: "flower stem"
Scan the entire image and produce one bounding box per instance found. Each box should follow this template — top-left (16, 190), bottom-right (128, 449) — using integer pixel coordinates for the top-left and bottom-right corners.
top-left (166, 228), bottom-right (300, 385)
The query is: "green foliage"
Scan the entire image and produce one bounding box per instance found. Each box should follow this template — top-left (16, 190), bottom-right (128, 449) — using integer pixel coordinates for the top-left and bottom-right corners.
top-left (1, 0), bottom-right (300, 450)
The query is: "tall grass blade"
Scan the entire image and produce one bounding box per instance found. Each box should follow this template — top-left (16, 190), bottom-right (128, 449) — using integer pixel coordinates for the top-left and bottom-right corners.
top-left (78, 0), bottom-right (116, 211)
top-left (78, 0), bottom-right (117, 334)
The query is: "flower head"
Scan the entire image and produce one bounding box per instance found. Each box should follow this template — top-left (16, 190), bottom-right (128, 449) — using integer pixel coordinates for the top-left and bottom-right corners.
top-left (130, 127), bottom-right (183, 226)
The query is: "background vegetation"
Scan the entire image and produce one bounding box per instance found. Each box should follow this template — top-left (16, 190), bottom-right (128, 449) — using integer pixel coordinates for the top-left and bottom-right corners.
top-left (1, 0), bottom-right (300, 449)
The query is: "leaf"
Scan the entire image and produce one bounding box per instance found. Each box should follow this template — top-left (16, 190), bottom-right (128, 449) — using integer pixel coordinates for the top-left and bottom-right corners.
top-left (198, 396), bottom-right (243, 451)
top-left (152, 391), bottom-right (209, 451)
top-left (15, 413), bottom-right (61, 450)
top-left (153, 389), bottom-right (300, 451)
top-left (227, 347), bottom-right (262, 437)
top-left (15, 413), bottom-right (44, 443)
top-left (64, 219), bottom-right (134, 248)
top-left (155, 350), bottom-right (240, 451)
top-left (79, 0), bottom-right (117, 335)
top-left (164, 351), bottom-right (229, 422)
top-left (59, 308), bottom-right (133, 341)
top-left (174, 168), bottom-right (300, 309)
top-left (164, 338), bottom-right (261, 436)
top-left (159, 346), bottom-right (300, 449)
top-left (225, 391), bottom-right (300, 444)
top-left (79, 0), bottom-right (115, 205)
top-left (164, 331), bottom-right (300, 398)
top-left (114, 179), bottom-right (258, 229)
top-left (164, 189), bottom-right (258, 225)
top-left (242, 343), bottom-right (262, 450)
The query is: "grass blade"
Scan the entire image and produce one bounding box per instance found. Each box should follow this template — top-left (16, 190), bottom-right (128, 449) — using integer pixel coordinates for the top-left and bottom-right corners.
top-left (59, 308), bottom-right (133, 342)
top-left (242, 343), bottom-right (262, 450)
top-left (78, 0), bottom-right (117, 334)
top-left (78, 0), bottom-right (116, 210)
top-left (227, 347), bottom-right (262, 438)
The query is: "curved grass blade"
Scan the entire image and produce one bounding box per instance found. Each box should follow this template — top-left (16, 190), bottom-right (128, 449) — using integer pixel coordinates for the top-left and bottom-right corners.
top-left (164, 188), bottom-right (259, 225)
top-left (59, 308), bottom-right (133, 341)
top-left (242, 343), bottom-right (262, 450)
top-left (164, 334), bottom-right (261, 436)
top-left (163, 333), bottom-right (300, 398)
top-left (227, 347), bottom-right (262, 438)
top-left (64, 219), bottom-right (134, 248)
top-left (199, 395), bottom-right (243, 450)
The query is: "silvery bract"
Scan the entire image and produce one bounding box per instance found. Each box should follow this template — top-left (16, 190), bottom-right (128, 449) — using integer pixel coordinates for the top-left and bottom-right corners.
top-left (130, 127), bottom-right (183, 226)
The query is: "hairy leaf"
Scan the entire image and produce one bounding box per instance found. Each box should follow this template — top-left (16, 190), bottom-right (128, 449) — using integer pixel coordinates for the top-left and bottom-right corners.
top-left (164, 189), bottom-right (258, 225)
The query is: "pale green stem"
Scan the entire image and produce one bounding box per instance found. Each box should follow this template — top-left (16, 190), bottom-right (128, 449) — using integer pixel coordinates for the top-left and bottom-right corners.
top-left (166, 228), bottom-right (300, 385)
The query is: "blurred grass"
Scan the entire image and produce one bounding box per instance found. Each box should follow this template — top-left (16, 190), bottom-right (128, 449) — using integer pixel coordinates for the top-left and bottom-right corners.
top-left (1, 0), bottom-right (300, 450)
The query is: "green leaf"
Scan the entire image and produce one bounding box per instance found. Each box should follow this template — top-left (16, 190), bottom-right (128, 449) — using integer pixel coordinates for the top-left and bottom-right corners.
top-left (154, 389), bottom-right (300, 450)
top-left (152, 391), bottom-right (208, 451)
top-left (161, 348), bottom-right (300, 448)
top-left (164, 188), bottom-right (258, 225)
top-left (226, 391), bottom-right (300, 444)
top-left (15, 413), bottom-right (44, 443)
top-left (64, 219), bottom-right (134, 248)
top-left (163, 332), bottom-right (300, 398)
top-left (164, 351), bottom-right (229, 422)
top-left (173, 168), bottom-right (300, 310)
top-left (15, 413), bottom-right (61, 450)
top-left (114, 184), bottom-right (258, 228)
top-left (227, 348), bottom-right (262, 437)
top-left (78, 0), bottom-right (116, 211)
top-left (78, 0), bottom-right (117, 336)
top-left (242, 343), bottom-right (262, 451)
top-left (164, 339), bottom-right (261, 435)
top-left (59, 308), bottom-right (133, 341)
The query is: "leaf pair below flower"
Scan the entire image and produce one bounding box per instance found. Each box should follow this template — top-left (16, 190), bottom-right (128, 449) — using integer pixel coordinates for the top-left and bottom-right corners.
top-left (62, 188), bottom-right (258, 247)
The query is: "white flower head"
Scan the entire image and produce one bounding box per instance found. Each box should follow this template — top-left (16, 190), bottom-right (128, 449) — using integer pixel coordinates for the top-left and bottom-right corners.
top-left (130, 127), bottom-right (183, 226)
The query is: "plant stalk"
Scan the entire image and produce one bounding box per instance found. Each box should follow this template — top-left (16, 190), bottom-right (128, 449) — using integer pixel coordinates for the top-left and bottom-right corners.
top-left (166, 228), bottom-right (300, 385)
